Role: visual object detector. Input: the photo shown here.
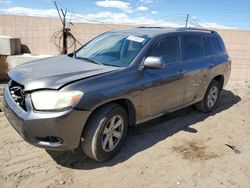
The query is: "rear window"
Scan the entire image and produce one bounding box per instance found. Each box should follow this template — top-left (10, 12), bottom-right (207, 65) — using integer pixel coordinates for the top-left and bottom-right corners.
top-left (183, 36), bottom-right (204, 60)
top-left (205, 36), bottom-right (223, 55)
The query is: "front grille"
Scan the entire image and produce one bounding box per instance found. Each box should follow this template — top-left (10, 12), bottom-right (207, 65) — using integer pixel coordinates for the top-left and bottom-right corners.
top-left (9, 80), bottom-right (27, 111)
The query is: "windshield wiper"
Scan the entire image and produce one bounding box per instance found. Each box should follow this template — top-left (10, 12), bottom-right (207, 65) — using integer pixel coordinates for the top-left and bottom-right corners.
top-left (76, 56), bottom-right (103, 65)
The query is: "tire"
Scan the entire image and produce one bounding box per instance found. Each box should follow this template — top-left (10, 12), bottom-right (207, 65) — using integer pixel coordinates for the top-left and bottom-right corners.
top-left (81, 103), bottom-right (128, 162)
top-left (195, 80), bottom-right (221, 113)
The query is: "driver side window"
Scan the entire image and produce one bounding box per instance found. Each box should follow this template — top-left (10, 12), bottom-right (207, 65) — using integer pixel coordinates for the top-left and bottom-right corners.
top-left (149, 36), bottom-right (181, 64)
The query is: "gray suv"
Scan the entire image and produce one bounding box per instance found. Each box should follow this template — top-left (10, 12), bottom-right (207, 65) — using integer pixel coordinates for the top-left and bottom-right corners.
top-left (3, 27), bottom-right (231, 162)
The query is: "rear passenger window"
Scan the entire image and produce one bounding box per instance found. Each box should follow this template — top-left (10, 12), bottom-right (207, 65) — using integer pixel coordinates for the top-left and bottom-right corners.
top-left (183, 36), bottom-right (204, 59)
top-left (205, 36), bottom-right (222, 55)
top-left (149, 36), bottom-right (181, 64)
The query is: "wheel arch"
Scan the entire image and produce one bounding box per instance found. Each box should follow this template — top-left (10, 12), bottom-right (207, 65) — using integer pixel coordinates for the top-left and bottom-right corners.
top-left (85, 98), bottom-right (136, 128)
top-left (212, 75), bottom-right (224, 90)
top-left (197, 74), bottom-right (225, 103)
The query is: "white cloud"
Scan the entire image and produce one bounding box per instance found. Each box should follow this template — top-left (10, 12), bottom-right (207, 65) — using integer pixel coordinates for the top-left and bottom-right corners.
top-left (0, 6), bottom-right (179, 26)
top-left (152, 10), bottom-right (157, 14)
top-left (198, 22), bottom-right (234, 29)
top-left (0, 7), bottom-right (233, 29)
top-left (0, 0), bottom-right (11, 4)
top-left (124, 9), bottom-right (134, 14)
top-left (136, 6), bottom-right (148, 11)
top-left (0, 7), bottom-right (58, 17)
top-left (95, 0), bottom-right (130, 10)
top-left (85, 11), bottom-right (129, 22)
top-left (139, 0), bottom-right (155, 4)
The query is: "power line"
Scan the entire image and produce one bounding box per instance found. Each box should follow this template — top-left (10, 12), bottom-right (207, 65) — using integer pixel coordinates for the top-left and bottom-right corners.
top-left (67, 10), bottom-right (115, 30)
top-left (53, 1), bottom-right (83, 54)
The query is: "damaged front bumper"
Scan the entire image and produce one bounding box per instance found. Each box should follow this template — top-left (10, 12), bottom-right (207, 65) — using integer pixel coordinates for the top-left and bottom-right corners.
top-left (3, 85), bottom-right (91, 150)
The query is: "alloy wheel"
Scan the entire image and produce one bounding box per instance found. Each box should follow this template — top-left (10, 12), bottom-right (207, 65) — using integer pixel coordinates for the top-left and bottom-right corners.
top-left (102, 115), bottom-right (124, 152)
top-left (207, 86), bottom-right (219, 108)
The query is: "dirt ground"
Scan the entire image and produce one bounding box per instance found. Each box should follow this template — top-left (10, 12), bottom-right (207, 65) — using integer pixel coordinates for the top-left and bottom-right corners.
top-left (0, 80), bottom-right (250, 188)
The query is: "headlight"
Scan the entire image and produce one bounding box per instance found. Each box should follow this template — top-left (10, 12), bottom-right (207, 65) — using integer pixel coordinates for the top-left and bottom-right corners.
top-left (31, 90), bottom-right (83, 111)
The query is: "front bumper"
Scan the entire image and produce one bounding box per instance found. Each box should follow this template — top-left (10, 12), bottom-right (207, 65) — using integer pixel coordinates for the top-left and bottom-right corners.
top-left (3, 86), bottom-right (92, 150)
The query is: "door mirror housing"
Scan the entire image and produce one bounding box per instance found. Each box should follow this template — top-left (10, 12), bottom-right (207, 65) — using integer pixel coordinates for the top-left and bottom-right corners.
top-left (142, 57), bottom-right (165, 69)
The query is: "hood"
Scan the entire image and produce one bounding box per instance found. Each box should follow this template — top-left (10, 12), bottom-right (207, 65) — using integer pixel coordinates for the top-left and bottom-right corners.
top-left (8, 55), bottom-right (120, 91)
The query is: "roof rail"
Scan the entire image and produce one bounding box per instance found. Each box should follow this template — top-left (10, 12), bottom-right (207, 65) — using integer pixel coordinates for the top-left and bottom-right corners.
top-left (178, 27), bottom-right (215, 33)
top-left (137, 26), bottom-right (166, 29)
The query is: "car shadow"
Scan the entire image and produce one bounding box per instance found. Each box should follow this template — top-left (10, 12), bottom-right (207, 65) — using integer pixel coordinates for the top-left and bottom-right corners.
top-left (46, 89), bottom-right (241, 169)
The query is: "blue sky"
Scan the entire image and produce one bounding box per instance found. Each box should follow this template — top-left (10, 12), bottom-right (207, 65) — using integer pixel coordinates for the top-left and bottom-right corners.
top-left (0, 0), bottom-right (250, 29)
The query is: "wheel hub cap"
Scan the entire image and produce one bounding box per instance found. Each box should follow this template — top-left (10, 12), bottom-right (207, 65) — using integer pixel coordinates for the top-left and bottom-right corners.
top-left (207, 86), bottom-right (219, 108)
top-left (102, 115), bottom-right (124, 152)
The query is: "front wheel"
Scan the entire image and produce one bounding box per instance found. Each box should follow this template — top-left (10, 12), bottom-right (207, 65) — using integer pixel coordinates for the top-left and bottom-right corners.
top-left (195, 80), bottom-right (221, 113)
top-left (81, 103), bottom-right (128, 162)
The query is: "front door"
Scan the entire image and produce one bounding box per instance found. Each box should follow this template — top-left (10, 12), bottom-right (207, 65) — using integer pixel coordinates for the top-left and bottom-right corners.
top-left (140, 36), bottom-right (187, 120)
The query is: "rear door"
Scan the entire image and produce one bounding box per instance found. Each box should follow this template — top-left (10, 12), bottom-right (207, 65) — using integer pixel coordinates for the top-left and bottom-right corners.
top-left (140, 35), bottom-right (187, 120)
top-left (181, 34), bottom-right (210, 104)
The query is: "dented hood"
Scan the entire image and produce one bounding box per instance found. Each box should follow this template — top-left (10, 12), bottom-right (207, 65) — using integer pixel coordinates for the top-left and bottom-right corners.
top-left (8, 55), bottom-right (120, 91)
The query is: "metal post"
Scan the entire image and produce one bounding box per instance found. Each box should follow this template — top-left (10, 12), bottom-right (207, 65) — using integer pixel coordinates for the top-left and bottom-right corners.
top-left (185, 14), bottom-right (189, 28)
top-left (54, 1), bottom-right (68, 54)
top-left (63, 17), bottom-right (68, 54)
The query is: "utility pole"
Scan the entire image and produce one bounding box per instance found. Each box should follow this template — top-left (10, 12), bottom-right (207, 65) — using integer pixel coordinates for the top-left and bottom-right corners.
top-left (62, 9), bottom-right (68, 54)
top-left (185, 14), bottom-right (189, 28)
top-left (54, 1), bottom-right (68, 54)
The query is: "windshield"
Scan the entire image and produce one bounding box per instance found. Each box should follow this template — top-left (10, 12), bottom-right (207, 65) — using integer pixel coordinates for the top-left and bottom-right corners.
top-left (75, 33), bottom-right (151, 67)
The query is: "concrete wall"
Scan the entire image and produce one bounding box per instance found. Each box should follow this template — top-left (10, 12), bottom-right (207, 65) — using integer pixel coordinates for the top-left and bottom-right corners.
top-left (0, 14), bottom-right (250, 81)
top-left (217, 30), bottom-right (250, 81)
top-left (0, 14), bottom-right (130, 55)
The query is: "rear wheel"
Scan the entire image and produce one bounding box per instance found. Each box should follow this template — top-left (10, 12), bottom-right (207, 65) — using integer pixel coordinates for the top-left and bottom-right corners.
top-left (81, 103), bottom-right (128, 162)
top-left (195, 80), bottom-right (221, 113)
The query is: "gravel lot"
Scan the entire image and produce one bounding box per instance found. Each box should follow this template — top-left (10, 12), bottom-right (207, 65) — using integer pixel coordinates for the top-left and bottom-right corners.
top-left (0, 81), bottom-right (250, 188)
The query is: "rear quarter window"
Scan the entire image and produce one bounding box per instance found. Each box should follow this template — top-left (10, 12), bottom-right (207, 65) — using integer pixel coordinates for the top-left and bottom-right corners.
top-left (183, 36), bottom-right (204, 60)
top-left (205, 36), bottom-right (223, 55)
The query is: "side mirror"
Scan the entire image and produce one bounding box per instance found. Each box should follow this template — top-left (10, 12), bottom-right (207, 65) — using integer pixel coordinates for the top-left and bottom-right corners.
top-left (142, 57), bottom-right (165, 69)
